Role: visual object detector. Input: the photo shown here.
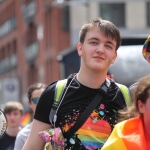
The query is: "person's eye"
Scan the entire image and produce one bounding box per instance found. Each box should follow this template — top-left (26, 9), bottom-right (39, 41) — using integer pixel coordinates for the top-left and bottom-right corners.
top-left (90, 41), bottom-right (98, 45)
top-left (106, 45), bottom-right (112, 49)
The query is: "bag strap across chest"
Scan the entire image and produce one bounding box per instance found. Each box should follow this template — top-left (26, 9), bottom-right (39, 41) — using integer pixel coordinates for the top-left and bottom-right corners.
top-left (49, 78), bottom-right (131, 127)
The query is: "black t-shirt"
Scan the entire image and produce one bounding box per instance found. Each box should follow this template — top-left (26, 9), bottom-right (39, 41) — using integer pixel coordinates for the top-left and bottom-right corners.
top-left (35, 74), bottom-right (127, 150)
top-left (0, 133), bottom-right (16, 150)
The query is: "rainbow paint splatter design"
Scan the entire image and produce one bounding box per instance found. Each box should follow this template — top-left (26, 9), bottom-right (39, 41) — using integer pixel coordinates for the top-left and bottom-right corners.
top-left (82, 50), bottom-right (87, 62)
top-left (142, 36), bottom-right (150, 59)
top-left (60, 103), bottom-right (117, 149)
top-left (75, 103), bottom-right (117, 149)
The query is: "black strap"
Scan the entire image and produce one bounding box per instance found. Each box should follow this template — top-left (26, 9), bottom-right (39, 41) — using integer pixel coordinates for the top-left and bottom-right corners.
top-left (64, 79), bottom-right (110, 138)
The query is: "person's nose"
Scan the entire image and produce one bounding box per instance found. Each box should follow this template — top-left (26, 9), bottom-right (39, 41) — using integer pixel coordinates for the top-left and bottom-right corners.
top-left (10, 114), bottom-right (15, 119)
top-left (96, 44), bottom-right (104, 54)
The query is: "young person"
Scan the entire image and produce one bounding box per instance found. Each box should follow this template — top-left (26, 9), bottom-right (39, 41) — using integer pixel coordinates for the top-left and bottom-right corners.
top-left (23, 18), bottom-right (129, 150)
top-left (0, 101), bottom-right (24, 150)
top-left (14, 83), bottom-right (46, 150)
top-left (102, 74), bottom-right (150, 150)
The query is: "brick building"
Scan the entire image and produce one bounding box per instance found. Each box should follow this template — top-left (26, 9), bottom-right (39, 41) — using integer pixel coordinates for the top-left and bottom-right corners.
top-left (0, 0), bottom-right (70, 106)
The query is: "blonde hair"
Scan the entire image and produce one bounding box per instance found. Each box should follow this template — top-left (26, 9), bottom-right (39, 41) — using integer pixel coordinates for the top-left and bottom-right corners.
top-left (118, 74), bottom-right (150, 122)
top-left (4, 101), bottom-right (24, 115)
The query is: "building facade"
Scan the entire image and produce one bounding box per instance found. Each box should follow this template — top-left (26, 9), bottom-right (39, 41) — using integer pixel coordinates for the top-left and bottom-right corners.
top-left (58, 0), bottom-right (150, 82)
top-left (0, 0), bottom-right (70, 106)
top-left (0, 0), bottom-right (150, 106)
top-left (69, 0), bottom-right (150, 45)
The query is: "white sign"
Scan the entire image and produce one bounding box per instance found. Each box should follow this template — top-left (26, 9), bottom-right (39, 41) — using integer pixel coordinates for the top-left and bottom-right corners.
top-left (0, 109), bottom-right (7, 139)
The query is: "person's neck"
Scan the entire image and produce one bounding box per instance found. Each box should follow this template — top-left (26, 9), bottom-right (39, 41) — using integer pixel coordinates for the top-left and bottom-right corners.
top-left (77, 69), bottom-right (107, 89)
top-left (6, 126), bottom-right (21, 136)
top-left (142, 117), bottom-right (150, 135)
top-left (144, 123), bottom-right (150, 135)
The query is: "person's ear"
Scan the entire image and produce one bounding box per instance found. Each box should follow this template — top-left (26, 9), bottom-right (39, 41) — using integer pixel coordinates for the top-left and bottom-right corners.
top-left (77, 43), bottom-right (83, 56)
top-left (28, 101), bottom-right (32, 109)
top-left (111, 52), bottom-right (117, 64)
top-left (138, 100), bottom-right (144, 114)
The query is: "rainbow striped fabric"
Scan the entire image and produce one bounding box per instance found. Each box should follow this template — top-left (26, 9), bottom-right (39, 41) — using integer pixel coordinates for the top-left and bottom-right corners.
top-left (20, 112), bottom-right (32, 127)
top-left (101, 117), bottom-right (147, 150)
top-left (76, 115), bottom-right (112, 149)
top-left (142, 36), bottom-right (150, 59)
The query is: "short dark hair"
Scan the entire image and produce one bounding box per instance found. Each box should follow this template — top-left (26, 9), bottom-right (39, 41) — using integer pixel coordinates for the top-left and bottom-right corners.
top-left (28, 83), bottom-right (46, 102)
top-left (79, 18), bottom-right (121, 51)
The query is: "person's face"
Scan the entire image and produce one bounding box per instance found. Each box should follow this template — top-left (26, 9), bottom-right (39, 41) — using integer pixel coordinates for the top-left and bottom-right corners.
top-left (77, 28), bottom-right (117, 72)
top-left (146, 52), bottom-right (150, 63)
top-left (6, 110), bottom-right (22, 128)
top-left (28, 88), bottom-right (45, 114)
top-left (138, 90), bottom-right (150, 128)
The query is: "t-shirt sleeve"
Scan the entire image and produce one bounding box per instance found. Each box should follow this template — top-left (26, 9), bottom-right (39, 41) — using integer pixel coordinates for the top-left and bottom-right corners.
top-left (14, 132), bottom-right (24, 150)
top-left (34, 81), bottom-right (57, 124)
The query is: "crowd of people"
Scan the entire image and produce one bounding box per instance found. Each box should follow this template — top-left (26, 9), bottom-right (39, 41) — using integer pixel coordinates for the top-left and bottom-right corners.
top-left (0, 18), bottom-right (150, 150)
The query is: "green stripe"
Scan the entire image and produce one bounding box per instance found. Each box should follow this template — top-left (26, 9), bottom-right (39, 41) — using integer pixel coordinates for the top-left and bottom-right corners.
top-left (78, 134), bottom-right (106, 143)
top-left (116, 83), bottom-right (131, 106)
top-left (55, 79), bottom-right (67, 104)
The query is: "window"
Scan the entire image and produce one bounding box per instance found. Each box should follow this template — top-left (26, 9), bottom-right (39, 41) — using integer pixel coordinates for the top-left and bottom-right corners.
top-left (100, 3), bottom-right (125, 27)
top-left (26, 23), bottom-right (37, 46)
top-left (45, 10), bottom-right (52, 49)
top-left (46, 59), bottom-right (53, 84)
top-left (147, 2), bottom-right (150, 27)
top-left (0, 16), bottom-right (16, 38)
top-left (0, 40), bottom-right (18, 74)
top-left (61, 6), bottom-right (70, 31)
top-left (28, 65), bottom-right (38, 86)
top-left (23, 0), bottom-right (37, 24)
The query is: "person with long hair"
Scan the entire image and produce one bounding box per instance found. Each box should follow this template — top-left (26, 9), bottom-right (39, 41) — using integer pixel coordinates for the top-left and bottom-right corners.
top-left (102, 74), bottom-right (150, 150)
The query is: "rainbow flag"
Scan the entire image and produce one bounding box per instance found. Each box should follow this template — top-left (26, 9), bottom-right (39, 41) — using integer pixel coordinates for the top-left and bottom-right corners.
top-left (101, 117), bottom-right (147, 150)
top-left (20, 112), bottom-right (32, 127)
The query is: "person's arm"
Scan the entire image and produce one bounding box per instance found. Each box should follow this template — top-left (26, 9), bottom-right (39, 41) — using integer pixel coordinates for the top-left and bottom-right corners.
top-left (22, 119), bottom-right (51, 150)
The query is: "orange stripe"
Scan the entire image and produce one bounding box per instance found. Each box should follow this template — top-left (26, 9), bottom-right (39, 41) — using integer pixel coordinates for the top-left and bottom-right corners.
top-left (80, 118), bottom-right (111, 134)
top-left (76, 129), bottom-right (109, 139)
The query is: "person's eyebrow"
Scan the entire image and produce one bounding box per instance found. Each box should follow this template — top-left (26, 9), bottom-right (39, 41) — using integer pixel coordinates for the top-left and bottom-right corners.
top-left (88, 37), bottom-right (99, 41)
top-left (107, 41), bottom-right (115, 47)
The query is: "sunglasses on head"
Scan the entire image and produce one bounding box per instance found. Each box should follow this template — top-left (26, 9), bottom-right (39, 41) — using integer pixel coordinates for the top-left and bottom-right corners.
top-left (31, 97), bottom-right (40, 105)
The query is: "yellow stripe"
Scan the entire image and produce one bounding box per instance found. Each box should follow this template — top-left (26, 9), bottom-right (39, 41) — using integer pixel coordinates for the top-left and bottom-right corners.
top-left (116, 83), bottom-right (131, 106)
top-left (101, 123), bottom-right (127, 150)
top-left (55, 79), bottom-right (67, 103)
top-left (76, 129), bottom-right (109, 139)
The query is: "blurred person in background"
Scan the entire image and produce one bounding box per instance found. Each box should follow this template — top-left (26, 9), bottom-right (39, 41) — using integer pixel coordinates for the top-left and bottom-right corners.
top-left (14, 83), bottom-right (46, 150)
top-left (0, 101), bottom-right (24, 150)
top-left (102, 74), bottom-right (150, 150)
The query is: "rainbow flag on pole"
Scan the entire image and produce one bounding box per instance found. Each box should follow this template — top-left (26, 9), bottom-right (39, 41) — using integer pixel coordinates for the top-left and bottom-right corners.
top-left (101, 117), bottom-right (147, 150)
top-left (20, 112), bottom-right (32, 127)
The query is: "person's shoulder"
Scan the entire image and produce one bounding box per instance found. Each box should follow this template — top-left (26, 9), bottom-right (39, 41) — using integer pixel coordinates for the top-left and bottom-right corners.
top-left (104, 79), bottom-right (122, 100)
top-left (45, 81), bottom-right (57, 92)
top-left (45, 74), bottom-right (76, 92)
top-left (17, 124), bottom-right (31, 137)
top-left (107, 79), bottom-right (130, 106)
